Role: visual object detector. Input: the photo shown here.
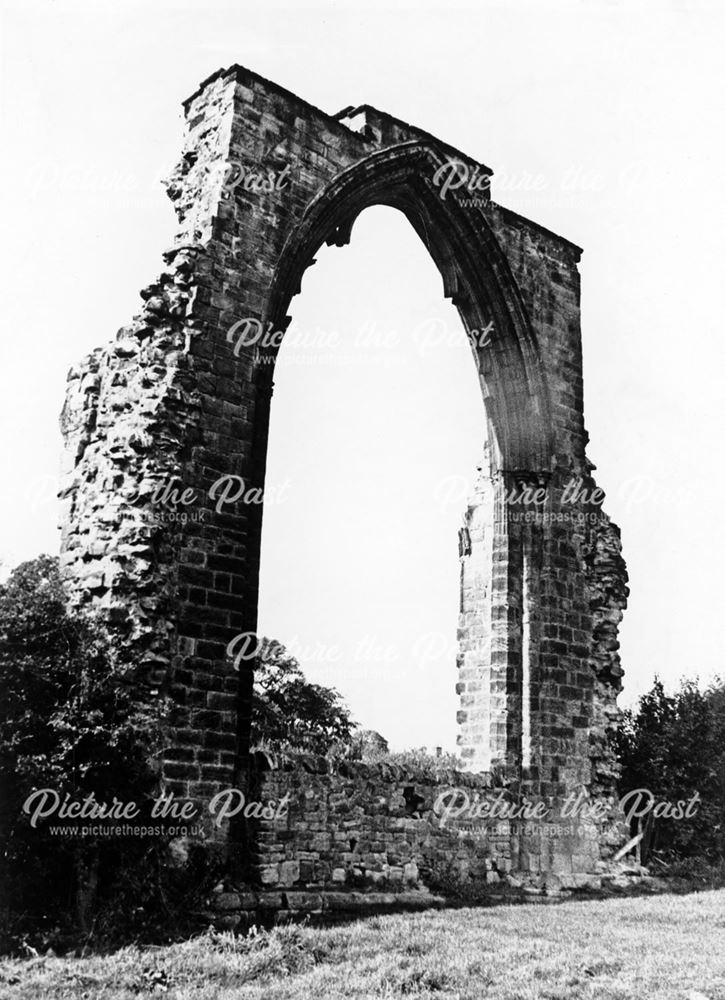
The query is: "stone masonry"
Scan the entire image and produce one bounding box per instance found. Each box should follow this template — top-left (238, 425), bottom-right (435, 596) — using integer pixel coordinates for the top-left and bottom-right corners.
top-left (59, 66), bottom-right (629, 893)
top-left (205, 750), bottom-right (632, 927)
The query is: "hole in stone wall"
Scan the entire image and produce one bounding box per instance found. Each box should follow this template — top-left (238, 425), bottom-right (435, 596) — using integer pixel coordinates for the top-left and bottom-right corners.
top-left (403, 787), bottom-right (425, 816)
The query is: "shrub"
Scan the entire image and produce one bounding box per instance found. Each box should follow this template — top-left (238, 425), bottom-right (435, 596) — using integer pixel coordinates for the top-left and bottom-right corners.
top-left (614, 676), bottom-right (725, 865)
top-left (251, 637), bottom-right (356, 754)
top-left (0, 556), bottom-right (174, 947)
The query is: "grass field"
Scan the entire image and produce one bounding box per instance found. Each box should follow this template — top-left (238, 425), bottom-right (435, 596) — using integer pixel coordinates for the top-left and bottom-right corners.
top-left (1, 889), bottom-right (724, 999)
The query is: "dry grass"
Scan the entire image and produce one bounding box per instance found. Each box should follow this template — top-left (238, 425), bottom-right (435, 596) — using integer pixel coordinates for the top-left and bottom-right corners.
top-left (1, 889), bottom-right (724, 999)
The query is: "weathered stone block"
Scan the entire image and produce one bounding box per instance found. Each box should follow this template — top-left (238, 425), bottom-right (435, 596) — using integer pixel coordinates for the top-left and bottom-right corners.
top-left (279, 860), bottom-right (300, 885)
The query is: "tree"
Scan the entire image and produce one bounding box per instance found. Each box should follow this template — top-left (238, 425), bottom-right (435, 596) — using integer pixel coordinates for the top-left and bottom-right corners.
top-left (251, 638), bottom-right (355, 754)
top-left (0, 562), bottom-right (357, 944)
top-left (0, 556), bottom-right (165, 939)
top-left (614, 676), bottom-right (725, 864)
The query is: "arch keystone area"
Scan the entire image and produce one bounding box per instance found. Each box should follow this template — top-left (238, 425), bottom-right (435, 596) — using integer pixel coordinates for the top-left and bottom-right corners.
top-left (59, 65), bottom-right (629, 896)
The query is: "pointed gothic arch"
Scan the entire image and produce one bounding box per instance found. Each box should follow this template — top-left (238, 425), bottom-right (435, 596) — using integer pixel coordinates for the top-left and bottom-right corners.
top-left (59, 68), bottom-right (628, 880)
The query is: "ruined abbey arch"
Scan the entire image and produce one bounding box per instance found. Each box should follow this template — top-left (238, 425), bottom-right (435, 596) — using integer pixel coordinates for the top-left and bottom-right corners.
top-left (60, 67), bottom-right (628, 875)
top-left (264, 141), bottom-right (553, 473)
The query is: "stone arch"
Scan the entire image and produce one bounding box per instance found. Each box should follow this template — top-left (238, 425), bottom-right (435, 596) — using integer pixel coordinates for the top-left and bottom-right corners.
top-left (256, 141), bottom-right (553, 477)
top-left (241, 142), bottom-right (561, 782)
top-left (59, 68), bottom-right (628, 872)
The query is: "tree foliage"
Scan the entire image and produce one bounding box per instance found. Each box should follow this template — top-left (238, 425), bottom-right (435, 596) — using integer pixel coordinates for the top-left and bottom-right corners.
top-left (0, 562), bottom-right (359, 948)
top-left (614, 676), bottom-right (725, 864)
top-left (0, 555), bottom-right (166, 941)
top-left (251, 637), bottom-right (355, 754)
top-left (0, 555), bottom-right (162, 793)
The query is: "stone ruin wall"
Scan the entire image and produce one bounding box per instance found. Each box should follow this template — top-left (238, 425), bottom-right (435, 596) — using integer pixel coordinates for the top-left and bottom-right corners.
top-left (58, 66), bottom-right (629, 898)
top-left (205, 750), bottom-right (634, 928)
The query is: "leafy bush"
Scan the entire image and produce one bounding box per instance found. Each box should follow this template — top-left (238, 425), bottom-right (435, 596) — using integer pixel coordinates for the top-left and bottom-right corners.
top-left (251, 638), bottom-right (355, 754)
top-left (0, 556), bottom-right (173, 946)
top-left (614, 676), bottom-right (725, 865)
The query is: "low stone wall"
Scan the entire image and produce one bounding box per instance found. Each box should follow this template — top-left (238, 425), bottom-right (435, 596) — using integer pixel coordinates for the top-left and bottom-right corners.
top-left (251, 753), bottom-right (512, 891)
top-left (206, 752), bottom-right (622, 925)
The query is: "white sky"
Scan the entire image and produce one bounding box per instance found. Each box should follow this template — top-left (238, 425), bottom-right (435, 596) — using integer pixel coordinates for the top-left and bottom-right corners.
top-left (1, 0), bottom-right (724, 751)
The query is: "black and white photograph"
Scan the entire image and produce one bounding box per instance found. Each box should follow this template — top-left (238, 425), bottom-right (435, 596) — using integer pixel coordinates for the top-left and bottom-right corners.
top-left (1, 1), bottom-right (724, 997)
